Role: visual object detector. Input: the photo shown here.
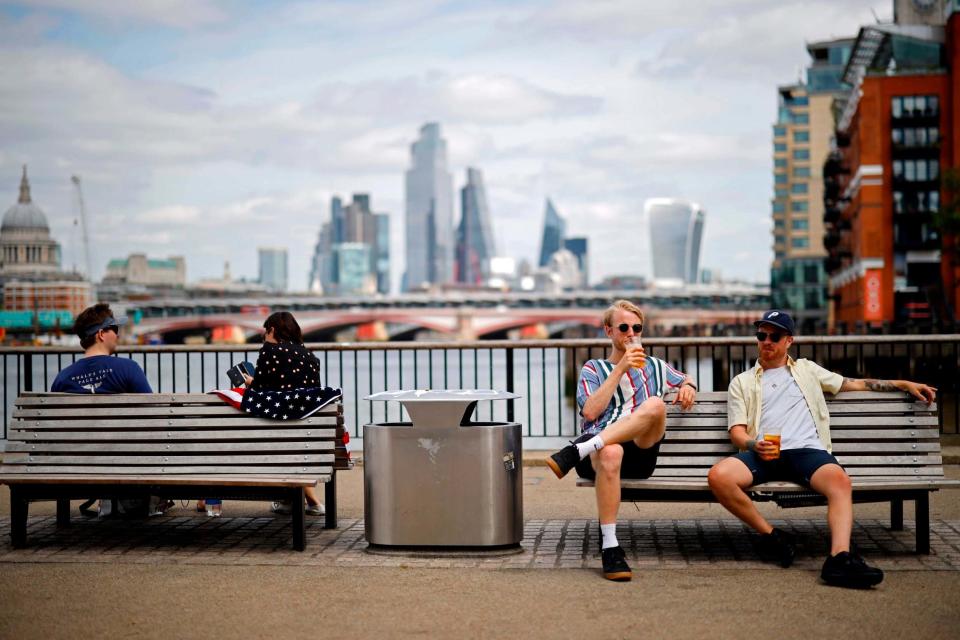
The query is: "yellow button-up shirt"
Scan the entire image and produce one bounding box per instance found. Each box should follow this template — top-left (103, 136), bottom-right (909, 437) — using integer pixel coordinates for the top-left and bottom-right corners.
top-left (727, 356), bottom-right (843, 452)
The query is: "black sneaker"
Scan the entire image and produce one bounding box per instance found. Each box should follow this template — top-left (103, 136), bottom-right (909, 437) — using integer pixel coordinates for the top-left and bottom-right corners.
top-left (821, 551), bottom-right (884, 589)
top-left (601, 546), bottom-right (632, 581)
top-left (545, 433), bottom-right (591, 479)
top-left (759, 527), bottom-right (796, 568)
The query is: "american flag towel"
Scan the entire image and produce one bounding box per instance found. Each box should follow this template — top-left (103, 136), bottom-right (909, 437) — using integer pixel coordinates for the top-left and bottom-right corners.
top-left (209, 386), bottom-right (348, 459)
top-left (210, 386), bottom-right (343, 419)
top-left (242, 386), bottom-right (342, 420)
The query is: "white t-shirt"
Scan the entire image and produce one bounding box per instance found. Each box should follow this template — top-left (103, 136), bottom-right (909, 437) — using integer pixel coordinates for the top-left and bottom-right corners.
top-left (759, 366), bottom-right (825, 451)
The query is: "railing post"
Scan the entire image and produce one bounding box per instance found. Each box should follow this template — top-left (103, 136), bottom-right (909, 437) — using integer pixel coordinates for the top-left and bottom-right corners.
top-left (506, 347), bottom-right (515, 423)
top-left (23, 352), bottom-right (33, 392)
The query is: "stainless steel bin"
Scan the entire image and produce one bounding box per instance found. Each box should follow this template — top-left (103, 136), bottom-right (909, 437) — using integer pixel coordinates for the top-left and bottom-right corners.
top-left (363, 390), bottom-right (522, 548)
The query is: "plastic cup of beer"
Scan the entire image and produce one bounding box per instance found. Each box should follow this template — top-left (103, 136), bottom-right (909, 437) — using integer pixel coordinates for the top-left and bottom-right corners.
top-left (627, 336), bottom-right (646, 369)
top-left (761, 427), bottom-right (782, 461)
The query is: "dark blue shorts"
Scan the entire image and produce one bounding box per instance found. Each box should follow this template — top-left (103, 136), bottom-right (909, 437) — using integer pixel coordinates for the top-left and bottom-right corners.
top-left (575, 436), bottom-right (664, 481)
top-left (732, 448), bottom-right (842, 487)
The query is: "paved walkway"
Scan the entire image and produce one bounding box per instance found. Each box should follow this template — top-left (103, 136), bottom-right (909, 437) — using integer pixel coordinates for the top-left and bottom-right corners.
top-left (3, 513), bottom-right (959, 572)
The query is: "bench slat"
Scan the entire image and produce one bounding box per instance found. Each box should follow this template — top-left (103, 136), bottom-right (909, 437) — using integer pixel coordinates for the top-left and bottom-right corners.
top-left (14, 407), bottom-right (308, 418)
top-left (0, 475), bottom-right (326, 486)
top-left (649, 454), bottom-right (941, 467)
top-left (5, 441), bottom-right (335, 454)
top-left (7, 428), bottom-right (336, 442)
top-left (3, 453), bottom-right (335, 464)
top-left (12, 416), bottom-right (340, 430)
top-left (1, 465), bottom-right (335, 475)
top-left (15, 393), bottom-right (341, 411)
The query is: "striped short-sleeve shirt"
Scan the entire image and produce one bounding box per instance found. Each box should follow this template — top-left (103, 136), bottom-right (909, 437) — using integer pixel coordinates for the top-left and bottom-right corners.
top-left (576, 356), bottom-right (686, 435)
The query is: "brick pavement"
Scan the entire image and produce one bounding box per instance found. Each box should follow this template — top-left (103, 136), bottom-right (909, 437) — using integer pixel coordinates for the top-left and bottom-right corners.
top-left (1, 514), bottom-right (959, 571)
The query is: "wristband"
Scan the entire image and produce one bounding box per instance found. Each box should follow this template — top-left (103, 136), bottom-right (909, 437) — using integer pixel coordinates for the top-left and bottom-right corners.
top-left (746, 439), bottom-right (757, 452)
top-left (682, 381), bottom-right (698, 391)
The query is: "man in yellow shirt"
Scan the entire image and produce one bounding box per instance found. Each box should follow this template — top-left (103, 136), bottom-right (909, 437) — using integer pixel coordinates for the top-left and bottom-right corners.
top-left (707, 310), bottom-right (936, 589)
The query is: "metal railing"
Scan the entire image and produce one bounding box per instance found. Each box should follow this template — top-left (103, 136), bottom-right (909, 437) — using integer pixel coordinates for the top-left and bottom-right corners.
top-left (2, 335), bottom-right (958, 447)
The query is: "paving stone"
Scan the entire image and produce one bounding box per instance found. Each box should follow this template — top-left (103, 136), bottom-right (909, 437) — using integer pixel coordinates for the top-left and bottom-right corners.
top-left (2, 516), bottom-right (959, 572)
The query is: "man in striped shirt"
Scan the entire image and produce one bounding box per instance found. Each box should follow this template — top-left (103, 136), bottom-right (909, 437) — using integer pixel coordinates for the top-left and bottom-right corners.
top-left (546, 299), bottom-right (698, 580)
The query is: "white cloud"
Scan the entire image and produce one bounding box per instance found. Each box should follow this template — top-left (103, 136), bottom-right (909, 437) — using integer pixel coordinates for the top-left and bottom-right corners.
top-left (16, 0), bottom-right (227, 29)
top-left (138, 205), bottom-right (201, 224)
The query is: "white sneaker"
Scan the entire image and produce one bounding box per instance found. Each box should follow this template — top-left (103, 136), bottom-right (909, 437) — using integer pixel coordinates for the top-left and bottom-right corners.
top-left (271, 501), bottom-right (292, 514)
top-left (305, 503), bottom-right (325, 516)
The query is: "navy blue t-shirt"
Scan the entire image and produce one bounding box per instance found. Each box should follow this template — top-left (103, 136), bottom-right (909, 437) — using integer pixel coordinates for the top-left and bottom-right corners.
top-left (51, 355), bottom-right (152, 394)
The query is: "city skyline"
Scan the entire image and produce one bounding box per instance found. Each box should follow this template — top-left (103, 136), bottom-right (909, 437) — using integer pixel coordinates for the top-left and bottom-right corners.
top-left (0, 1), bottom-right (894, 292)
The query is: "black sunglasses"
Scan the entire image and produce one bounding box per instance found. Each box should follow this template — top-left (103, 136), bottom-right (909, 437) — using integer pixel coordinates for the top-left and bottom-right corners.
top-left (617, 323), bottom-right (643, 333)
top-left (756, 331), bottom-right (785, 343)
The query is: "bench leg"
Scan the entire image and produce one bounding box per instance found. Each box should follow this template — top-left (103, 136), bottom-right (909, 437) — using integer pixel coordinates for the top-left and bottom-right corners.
top-left (56, 499), bottom-right (71, 528)
top-left (890, 499), bottom-right (904, 531)
top-left (915, 493), bottom-right (930, 555)
top-left (292, 487), bottom-right (306, 552)
top-left (10, 488), bottom-right (28, 548)
top-left (324, 473), bottom-right (337, 530)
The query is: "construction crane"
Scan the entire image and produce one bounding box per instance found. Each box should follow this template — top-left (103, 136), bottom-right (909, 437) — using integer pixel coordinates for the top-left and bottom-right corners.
top-left (70, 175), bottom-right (93, 281)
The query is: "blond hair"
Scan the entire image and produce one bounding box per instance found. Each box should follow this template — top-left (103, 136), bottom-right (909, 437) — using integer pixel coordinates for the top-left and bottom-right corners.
top-left (602, 299), bottom-right (644, 327)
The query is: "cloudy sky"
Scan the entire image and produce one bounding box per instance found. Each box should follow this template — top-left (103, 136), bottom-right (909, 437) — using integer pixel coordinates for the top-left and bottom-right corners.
top-left (0, 0), bottom-right (890, 292)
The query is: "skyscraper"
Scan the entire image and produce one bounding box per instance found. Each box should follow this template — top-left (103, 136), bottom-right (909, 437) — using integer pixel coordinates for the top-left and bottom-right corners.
top-left (309, 194), bottom-right (390, 296)
top-left (258, 247), bottom-right (288, 292)
top-left (770, 38), bottom-right (854, 333)
top-left (563, 237), bottom-right (589, 286)
top-left (537, 198), bottom-right (566, 267)
top-left (645, 198), bottom-right (705, 286)
top-left (456, 167), bottom-right (497, 285)
top-left (405, 123), bottom-right (453, 290)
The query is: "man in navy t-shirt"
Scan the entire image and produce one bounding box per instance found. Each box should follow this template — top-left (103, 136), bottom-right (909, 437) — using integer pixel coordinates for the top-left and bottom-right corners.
top-left (51, 303), bottom-right (151, 394)
top-left (51, 303), bottom-right (161, 517)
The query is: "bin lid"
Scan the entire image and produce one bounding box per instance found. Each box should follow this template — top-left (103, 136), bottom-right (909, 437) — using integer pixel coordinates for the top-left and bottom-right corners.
top-left (365, 389), bottom-right (518, 402)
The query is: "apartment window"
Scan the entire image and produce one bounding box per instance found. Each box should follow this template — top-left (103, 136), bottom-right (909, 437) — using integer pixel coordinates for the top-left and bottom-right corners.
top-left (804, 264), bottom-right (820, 283)
top-left (774, 219), bottom-right (786, 229)
top-left (793, 130), bottom-right (810, 143)
top-left (893, 94), bottom-right (940, 119)
top-left (775, 143), bottom-right (787, 152)
top-left (775, 173), bottom-right (787, 184)
top-left (792, 219), bottom-right (809, 230)
top-left (793, 166), bottom-right (811, 178)
top-left (791, 237), bottom-right (809, 248)
top-left (792, 96), bottom-right (809, 106)
top-left (893, 191), bottom-right (903, 214)
top-left (775, 234), bottom-right (786, 246)
top-left (791, 183), bottom-right (808, 194)
top-left (930, 191), bottom-right (940, 211)
top-left (791, 201), bottom-right (808, 213)
top-left (776, 188), bottom-right (788, 198)
top-left (793, 149), bottom-right (810, 161)
top-left (773, 202), bottom-right (786, 213)
top-left (774, 126), bottom-right (786, 137)
top-left (775, 158), bottom-right (787, 168)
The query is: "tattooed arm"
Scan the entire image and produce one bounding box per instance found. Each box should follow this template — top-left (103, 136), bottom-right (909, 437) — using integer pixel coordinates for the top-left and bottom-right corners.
top-left (840, 377), bottom-right (937, 402)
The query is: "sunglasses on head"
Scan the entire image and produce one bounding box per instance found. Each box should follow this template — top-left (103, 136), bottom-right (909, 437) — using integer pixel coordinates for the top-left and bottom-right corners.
top-left (616, 323), bottom-right (643, 334)
top-left (756, 331), bottom-right (785, 343)
top-left (103, 325), bottom-right (119, 334)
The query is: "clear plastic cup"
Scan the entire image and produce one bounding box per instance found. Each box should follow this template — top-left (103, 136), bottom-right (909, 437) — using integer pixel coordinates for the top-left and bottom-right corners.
top-left (627, 336), bottom-right (646, 370)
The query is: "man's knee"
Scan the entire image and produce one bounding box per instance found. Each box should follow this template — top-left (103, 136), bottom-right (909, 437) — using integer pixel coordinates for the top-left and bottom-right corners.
top-left (708, 460), bottom-right (745, 493)
top-left (815, 464), bottom-right (851, 496)
top-left (642, 396), bottom-right (666, 420)
top-left (596, 445), bottom-right (623, 476)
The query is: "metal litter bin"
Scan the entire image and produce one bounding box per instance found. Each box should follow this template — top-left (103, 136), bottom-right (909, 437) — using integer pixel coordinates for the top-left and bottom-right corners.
top-left (363, 389), bottom-right (522, 548)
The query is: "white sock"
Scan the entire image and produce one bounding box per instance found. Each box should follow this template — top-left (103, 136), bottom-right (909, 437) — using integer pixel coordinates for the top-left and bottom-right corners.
top-left (600, 522), bottom-right (618, 550)
top-left (576, 434), bottom-right (604, 460)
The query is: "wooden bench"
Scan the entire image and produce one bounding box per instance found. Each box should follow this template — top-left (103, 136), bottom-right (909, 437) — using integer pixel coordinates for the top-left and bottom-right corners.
top-left (0, 392), bottom-right (352, 551)
top-left (576, 391), bottom-right (960, 553)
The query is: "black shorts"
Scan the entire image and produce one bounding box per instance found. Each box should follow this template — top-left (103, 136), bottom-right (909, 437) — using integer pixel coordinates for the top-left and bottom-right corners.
top-left (574, 435), bottom-right (665, 481)
top-left (732, 448), bottom-right (842, 487)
